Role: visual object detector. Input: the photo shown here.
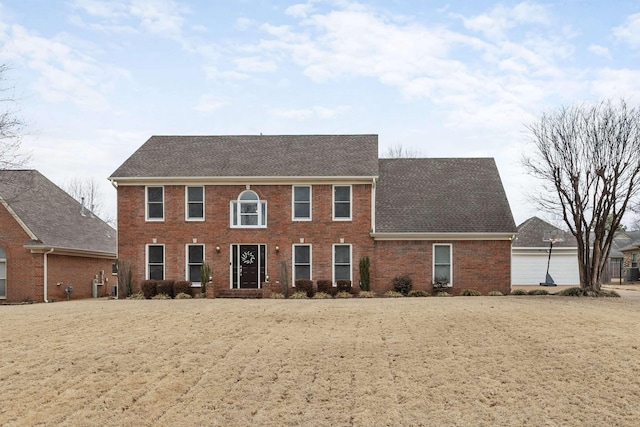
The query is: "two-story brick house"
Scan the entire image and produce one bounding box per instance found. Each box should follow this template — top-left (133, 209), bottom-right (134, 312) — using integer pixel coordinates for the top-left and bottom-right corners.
top-left (110, 135), bottom-right (516, 295)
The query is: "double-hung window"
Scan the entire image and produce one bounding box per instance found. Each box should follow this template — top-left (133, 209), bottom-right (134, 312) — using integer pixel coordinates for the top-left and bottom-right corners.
top-left (293, 244), bottom-right (312, 281)
top-left (231, 190), bottom-right (267, 228)
top-left (433, 244), bottom-right (452, 286)
top-left (147, 244), bottom-right (165, 280)
top-left (333, 185), bottom-right (351, 220)
top-left (187, 244), bottom-right (204, 285)
top-left (633, 253), bottom-right (638, 268)
top-left (186, 186), bottom-right (204, 221)
top-left (146, 186), bottom-right (164, 221)
top-left (333, 244), bottom-right (352, 283)
top-left (292, 186), bottom-right (311, 220)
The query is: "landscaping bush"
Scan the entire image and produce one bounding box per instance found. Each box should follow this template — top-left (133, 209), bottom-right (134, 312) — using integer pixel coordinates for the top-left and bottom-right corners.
top-left (289, 291), bottom-right (308, 299)
top-left (152, 293), bottom-right (170, 299)
top-left (461, 289), bottom-right (482, 296)
top-left (174, 281), bottom-right (192, 296)
top-left (156, 280), bottom-right (175, 298)
top-left (140, 280), bottom-right (158, 299)
top-left (511, 289), bottom-right (528, 296)
top-left (336, 280), bottom-right (352, 293)
top-left (295, 279), bottom-right (315, 298)
top-left (127, 292), bottom-right (145, 300)
top-left (488, 290), bottom-right (504, 296)
top-left (436, 291), bottom-right (450, 297)
top-left (358, 291), bottom-right (376, 298)
top-left (599, 289), bottom-right (621, 298)
top-left (557, 287), bottom-right (587, 297)
top-left (407, 290), bottom-right (429, 297)
top-left (359, 256), bottom-right (370, 291)
top-left (335, 291), bottom-right (353, 298)
top-left (175, 292), bottom-right (192, 299)
top-left (392, 275), bottom-right (413, 296)
top-left (312, 292), bottom-right (332, 299)
top-left (528, 289), bottom-right (549, 295)
top-left (317, 279), bottom-right (332, 294)
top-left (270, 292), bottom-right (285, 299)
top-left (384, 290), bottom-right (404, 298)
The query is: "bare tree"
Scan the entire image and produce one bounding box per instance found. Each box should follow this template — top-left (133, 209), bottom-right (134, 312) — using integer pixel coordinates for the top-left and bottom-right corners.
top-left (523, 99), bottom-right (640, 292)
top-left (383, 143), bottom-right (421, 158)
top-left (0, 64), bottom-right (30, 170)
top-left (64, 177), bottom-right (115, 226)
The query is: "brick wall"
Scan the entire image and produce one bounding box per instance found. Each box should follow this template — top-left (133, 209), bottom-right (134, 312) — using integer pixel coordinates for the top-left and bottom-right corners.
top-left (46, 255), bottom-right (116, 301)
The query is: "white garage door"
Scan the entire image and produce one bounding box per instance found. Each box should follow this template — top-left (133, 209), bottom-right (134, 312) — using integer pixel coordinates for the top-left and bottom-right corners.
top-left (512, 252), bottom-right (580, 286)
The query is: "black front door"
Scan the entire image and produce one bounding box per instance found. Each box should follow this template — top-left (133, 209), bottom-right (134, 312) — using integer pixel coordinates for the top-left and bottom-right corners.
top-left (239, 245), bottom-right (259, 288)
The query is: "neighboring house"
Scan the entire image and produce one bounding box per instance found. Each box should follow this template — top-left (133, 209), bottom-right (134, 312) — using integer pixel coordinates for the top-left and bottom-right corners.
top-left (511, 217), bottom-right (580, 289)
top-left (613, 230), bottom-right (640, 282)
top-left (0, 170), bottom-right (117, 303)
top-left (109, 135), bottom-right (516, 296)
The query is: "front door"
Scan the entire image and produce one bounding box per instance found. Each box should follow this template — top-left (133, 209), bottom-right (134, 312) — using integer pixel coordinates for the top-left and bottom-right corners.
top-left (239, 245), bottom-right (259, 288)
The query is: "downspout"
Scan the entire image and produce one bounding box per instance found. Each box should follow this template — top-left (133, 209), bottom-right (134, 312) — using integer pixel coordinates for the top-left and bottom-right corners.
top-left (371, 178), bottom-right (377, 234)
top-left (43, 248), bottom-right (54, 302)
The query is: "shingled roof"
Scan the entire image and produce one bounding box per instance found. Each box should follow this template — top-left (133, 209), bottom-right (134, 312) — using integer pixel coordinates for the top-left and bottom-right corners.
top-left (375, 158), bottom-right (516, 234)
top-left (110, 135), bottom-right (379, 179)
top-left (513, 217), bottom-right (577, 248)
top-left (0, 170), bottom-right (116, 256)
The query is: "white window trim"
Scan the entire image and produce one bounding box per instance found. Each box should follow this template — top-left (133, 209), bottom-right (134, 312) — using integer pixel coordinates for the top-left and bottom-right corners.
top-left (332, 185), bottom-right (352, 221)
top-left (146, 244), bottom-right (165, 280)
top-left (0, 256), bottom-right (6, 299)
top-left (186, 244), bottom-right (205, 286)
top-left (292, 185), bottom-right (312, 221)
top-left (230, 190), bottom-right (267, 228)
top-left (332, 243), bottom-right (352, 285)
top-left (292, 244), bottom-right (312, 285)
top-left (185, 186), bottom-right (205, 222)
top-left (145, 186), bottom-right (164, 222)
top-left (433, 243), bottom-right (453, 287)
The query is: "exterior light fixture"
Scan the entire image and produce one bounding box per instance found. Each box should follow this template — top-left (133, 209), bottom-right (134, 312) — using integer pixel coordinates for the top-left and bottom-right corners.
top-left (275, 245), bottom-right (280, 252)
top-left (216, 246), bottom-right (221, 253)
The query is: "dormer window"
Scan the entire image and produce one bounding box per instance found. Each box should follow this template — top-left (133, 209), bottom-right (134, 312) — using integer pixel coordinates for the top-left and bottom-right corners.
top-left (231, 190), bottom-right (267, 228)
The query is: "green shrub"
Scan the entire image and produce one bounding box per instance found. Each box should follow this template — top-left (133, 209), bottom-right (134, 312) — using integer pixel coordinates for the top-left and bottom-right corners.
top-left (200, 262), bottom-right (212, 296)
top-left (156, 280), bottom-right (175, 298)
top-left (358, 291), bottom-right (376, 298)
top-left (461, 289), bottom-right (482, 296)
top-left (488, 290), bottom-right (504, 296)
top-left (140, 280), bottom-right (158, 299)
top-left (511, 289), bottom-right (528, 295)
top-left (359, 256), bottom-right (371, 291)
top-left (336, 280), bottom-right (352, 293)
top-left (175, 292), bottom-right (192, 299)
top-left (384, 290), bottom-right (404, 298)
top-left (317, 279), bottom-right (332, 294)
top-left (152, 293), bottom-right (170, 299)
top-left (127, 292), bottom-right (145, 300)
top-left (270, 292), bottom-right (285, 299)
top-left (436, 291), bottom-right (450, 297)
top-left (289, 291), bottom-right (308, 299)
top-left (392, 275), bottom-right (413, 296)
top-left (557, 287), bottom-right (587, 297)
top-left (174, 281), bottom-right (192, 296)
top-left (528, 289), bottom-right (549, 295)
top-left (599, 289), bottom-right (620, 298)
top-left (312, 292), bottom-right (332, 299)
top-left (295, 279), bottom-right (315, 298)
top-left (407, 290), bottom-right (429, 297)
top-left (335, 291), bottom-right (352, 298)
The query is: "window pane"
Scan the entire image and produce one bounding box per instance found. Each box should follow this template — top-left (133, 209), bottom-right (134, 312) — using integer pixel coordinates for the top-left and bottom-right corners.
top-left (188, 187), bottom-right (203, 202)
top-left (0, 247), bottom-right (6, 258)
top-left (188, 245), bottom-right (203, 263)
top-left (434, 265), bottom-right (450, 282)
top-left (148, 187), bottom-right (163, 202)
top-left (335, 245), bottom-right (350, 263)
top-left (294, 186), bottom-right (310, 202)
top-left (149, 265), bottom-right (164, 280)
top-left (189, 265), bottom-right (202, 282)
top-left (334, 203), bottom-right (350, 218)
top-left (148, 203), bottom-right (163, 219)
top-left (232, 202), bottom-right (238, 225)
top-left (295, 266), bottom-right (311, 280)
top-left (241, 202), bottom-right (257, 213)
top-left (188, 203), bottom-right (203, 218)
top-left (335, 265), bottom-right (350, 280)
top-left (148, 246), bottom-right (163, 263)
top-left (241, 214), bottom-right (258, 225)
top-left (434, 245), bottom-right (450, 264)
top-left (240, 191), bottom-right (258, 200)
top-left (0, 262), bottom-right (5, 278)
top-left (294, 203), bottom-right (310, 218)
top-left (335, 186), bottom-right (350, 201)
top-left (261, 202), bottom-right (267, 225)
top-left (295, 246), bottom-right (310, 264)
top-left (0, 279), bottom-right (5, 297)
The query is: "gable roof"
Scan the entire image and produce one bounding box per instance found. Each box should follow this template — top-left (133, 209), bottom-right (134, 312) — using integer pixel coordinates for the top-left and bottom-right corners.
top-left (110, 135), bottom-right (379, 180)
top-left (613, 230), bottom-right (640, 254)
top-left (374, 158), bottom-right (516, 235)
top-left (513, 216), bottom-right (578, 248)
top-left (0, 170), bottom-right (116, 257)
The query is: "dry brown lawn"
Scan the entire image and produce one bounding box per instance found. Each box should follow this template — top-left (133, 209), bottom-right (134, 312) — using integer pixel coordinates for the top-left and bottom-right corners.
top-left (1, 295), bottom-right (640, 426)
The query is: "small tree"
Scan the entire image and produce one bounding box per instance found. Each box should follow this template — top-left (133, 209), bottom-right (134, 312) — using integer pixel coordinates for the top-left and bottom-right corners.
top-left (523, 99), bottom-right (640, 292)
top-left (117, 259), bottom-right (133, 298)
top-left (359, 256), bottom-right (370, 291)
top-left (200, 262), bottom-right (212, 295)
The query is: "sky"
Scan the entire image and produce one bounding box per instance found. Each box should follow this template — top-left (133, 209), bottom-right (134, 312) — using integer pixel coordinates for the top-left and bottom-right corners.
top-left (1, 0), bottom-right (640, 227)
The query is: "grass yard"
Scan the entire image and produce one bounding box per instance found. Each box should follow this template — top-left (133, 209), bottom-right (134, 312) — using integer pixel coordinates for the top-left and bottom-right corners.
top-left (1, 295), bottom-right (640, 426)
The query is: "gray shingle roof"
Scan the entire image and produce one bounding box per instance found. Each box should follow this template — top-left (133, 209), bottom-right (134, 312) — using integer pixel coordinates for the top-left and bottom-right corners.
top-left (110, 135), bottom-right (379, 179)
top-left (0, 170), bottom-right (116, 255)
top-left (375, 158), bottom-right (516, 233)
top-left (513, 217), bottom-right (577, 248)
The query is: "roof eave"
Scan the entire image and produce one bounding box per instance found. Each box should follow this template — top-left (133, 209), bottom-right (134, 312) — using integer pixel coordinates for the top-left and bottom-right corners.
top-left (25, 244), bottom-right (117, 259)
top-left (371, 232), bottom-right (515, 241)
top-left (110, 176), bottom-right (378, 185)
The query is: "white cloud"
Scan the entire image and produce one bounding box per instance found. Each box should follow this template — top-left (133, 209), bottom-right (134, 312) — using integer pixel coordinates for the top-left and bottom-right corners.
top-left (204, 65), bottom-right (249, 81)
top-left (194, 94), bottom-right (227, 112)
top-left (613, 13), bottom-right (640, 49)
top-left (591, 68), bottom-right (640, 99)
top-left (269, 105), bottom-right (349, 120)
top-left (233, 57), bottom-right (277, 73)
top-left (285, 3), bottom-right (316, 19)
top-left (588, 44), bottom-right (611, 58)
top-left (460, 1), bottom-right (551, 40)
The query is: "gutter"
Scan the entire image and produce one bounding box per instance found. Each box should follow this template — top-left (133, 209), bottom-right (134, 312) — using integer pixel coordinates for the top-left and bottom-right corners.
top-left (43, 248), bottom-right (54, 303)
